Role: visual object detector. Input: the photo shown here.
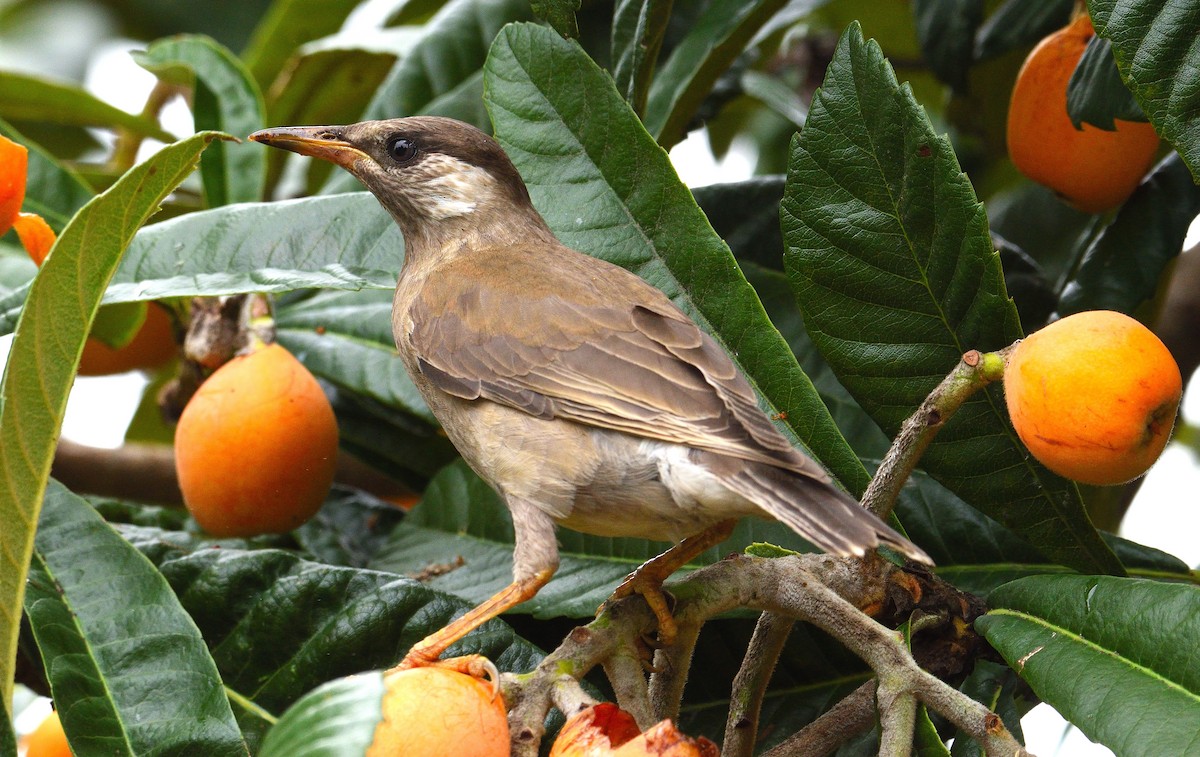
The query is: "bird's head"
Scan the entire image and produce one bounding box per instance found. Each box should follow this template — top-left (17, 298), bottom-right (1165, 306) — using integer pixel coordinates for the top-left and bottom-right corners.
top-left (250, 117), bottom-right (546, 251)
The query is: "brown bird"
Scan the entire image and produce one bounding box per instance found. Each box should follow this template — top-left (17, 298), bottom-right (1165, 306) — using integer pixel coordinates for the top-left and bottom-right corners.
top-left (250, 117), bottom-right (929, 676)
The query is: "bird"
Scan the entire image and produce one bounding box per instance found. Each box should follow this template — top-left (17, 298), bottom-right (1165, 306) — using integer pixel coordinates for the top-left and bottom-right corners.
top-left (249, 117), bottom-right (930, 677)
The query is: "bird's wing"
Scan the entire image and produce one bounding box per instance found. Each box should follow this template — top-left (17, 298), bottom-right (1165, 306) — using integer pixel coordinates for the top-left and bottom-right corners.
top-left (405, 246), bottom-right (831, 482)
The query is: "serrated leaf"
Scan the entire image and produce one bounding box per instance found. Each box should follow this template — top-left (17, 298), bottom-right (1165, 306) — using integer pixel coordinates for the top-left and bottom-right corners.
top-left (1088, 0), bottom-right (1200, 181)
top-left (692, 176), bottom-right (787, 270)
top-left (977, 575), bottom-right (1200, 757)
top-left (973, 0), bottom-right (1072, 61)
top-left (1057, 152), bottom-right (1200, 315)
top-left (610, 0), bottom-right (673, 115)
top-left (321, 0), bottom-right (533, 194)
top-left (119, 526), bottom-right (545, 712)
top-left (136, 35), bottom-right (267, 206)
top-left (0, 118), bottom-right (93, 231)
top-left (780, 22), bottom-right (1122, 575)
top-left (0, 132), bottom-right (221, 710)
top-left (292, 487), bottom-right (406, 568)
top-left (913, 0), bottom-right (984, 92)
top-left (26, 482), bottom-right (246, 756)
top-left (642, 0), bottom-right (789, 148)
top-left (0, 70), bottom-right (176, 142)
top-left (241, 0), bottom-right (362, 90)
top-left (1066, 33), bottom-right (1146, 129)
top-left (258, 673), bottom-right (384, 757)
top-left (484, 22), bottom-right (871, 497)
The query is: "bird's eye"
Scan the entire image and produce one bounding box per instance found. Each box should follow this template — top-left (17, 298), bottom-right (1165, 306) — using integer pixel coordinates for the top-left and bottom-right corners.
top-left (386, 137), bottom-right (418, 164)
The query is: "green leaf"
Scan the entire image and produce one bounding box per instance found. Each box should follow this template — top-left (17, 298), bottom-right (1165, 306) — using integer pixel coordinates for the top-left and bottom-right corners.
top-left (977, 575), bottom-right (1200, 756)
top-left (119, 195), bottom-right (396, 301)
top-left (484, 22), bottom-right (871, 494)
top-left (89, 301), bottom-right (148, 349)
top-left (0, 70), bottom-right (176, 142)
top-left (120, 526), bottom-right (546, 712)
top-left (913, 0), bottom-right (984, 92)
top-left (1057, 152), bottom-right (1200, 315)
top-left (0, 132), bottom-right (220, 711)
top-left (292, 487), bottom-right (406, 569)
top-left (610, 0), bottom-right (673, 114)
top-left (274, 288), bottom-right (433, 424)
top-left (531, 0), bottom-right (580, 38)
top-left (321, 0), bottom-right (533, 194)
top-left (0, 118), bottom-right (93, 231)
top-left (258, 672), bottom-right (384, 757)
top-left (642, 0), bottom-right (789, 148)
top-left (950, 660), bottom-right (1031, 756)
top-left (740, 69), bottom-right (808, 128)
top-left (240, 0), bottom-right (362, 90)
top-left (973, 0), bottom-right (1072, 61)
top-left (780, 23), bottom-right (1123, 575)
top-left (136, 35), bottom-right (267, 206)
top-left (1066, 34), bottom-right (1145, 129)
top-left (692, 176), bottom-right (787, 270)
top-left (263, 45), bottom-right (399, 194)
top-left (26, 482), bottom-right (247, 756)
top-left (1088, 0), bottom-right (1200, 181)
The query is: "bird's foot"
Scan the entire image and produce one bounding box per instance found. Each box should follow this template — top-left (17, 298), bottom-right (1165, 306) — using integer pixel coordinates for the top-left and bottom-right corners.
top-left (604, 570), bottom-right (679, 647)
top-left (391, 651), bottom-right (502, 696)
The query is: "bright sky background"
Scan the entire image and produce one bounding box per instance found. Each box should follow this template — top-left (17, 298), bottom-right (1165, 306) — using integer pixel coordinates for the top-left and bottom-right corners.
top-left (6, 36), bottom-right (1200, 757)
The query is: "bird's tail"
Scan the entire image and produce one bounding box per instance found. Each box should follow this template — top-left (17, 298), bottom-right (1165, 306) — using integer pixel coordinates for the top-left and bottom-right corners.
top-left (699, 451), bottom-right (932, 564)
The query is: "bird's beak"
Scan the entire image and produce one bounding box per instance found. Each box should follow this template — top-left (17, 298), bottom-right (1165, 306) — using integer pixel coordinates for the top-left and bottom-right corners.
top-left (248, 125), bottom-right (367, 170)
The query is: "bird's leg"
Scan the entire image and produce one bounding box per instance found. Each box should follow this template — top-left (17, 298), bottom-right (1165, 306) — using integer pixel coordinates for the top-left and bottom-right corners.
top-left (394, 567), bottom-right (555, 681)
top-left (604, 519), bottom-right (737, 646)
top-left (394, 501), bottom-right (559, 682)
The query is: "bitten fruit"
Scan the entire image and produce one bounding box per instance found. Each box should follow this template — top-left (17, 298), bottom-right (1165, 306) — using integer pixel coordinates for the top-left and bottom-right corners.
top-left (1004, 310), bottom-right (1181, 485)
top-left (1006, 13), bottom-right (1159, 213)
top-left (551, 703), bottom-right (719, 756)
top-left (175, 343), bottom-right (339, 536)
top-left (366, 667), bottom-right (509, 757)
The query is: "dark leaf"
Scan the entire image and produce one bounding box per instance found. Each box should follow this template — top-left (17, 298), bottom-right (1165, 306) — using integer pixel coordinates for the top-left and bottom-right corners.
top-left (974, 0), bottom-right (1072, 61)
top-left (1089, 0), bottom-right (1200, 181)
top-left (1066, 34), bottom-right (1145, 129)
top-left (913, 0), bottom-right (985, 92)
top-left (531, 0), bottom-right (581, 39)
top-left (610, 0), bottom-right (673, 114)
top-left (1057, 152), bottom-right (1200, 315)
top-left (780, 23), bottom-right (1122, 575)
top-left (642, 0), bottom-right (789, 148)
top-left (26, 482), bottom-right (246, 756)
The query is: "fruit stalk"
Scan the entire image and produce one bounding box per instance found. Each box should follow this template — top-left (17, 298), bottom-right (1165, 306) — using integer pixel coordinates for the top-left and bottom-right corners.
top-left (861, 349), bottom-right (1009, 521)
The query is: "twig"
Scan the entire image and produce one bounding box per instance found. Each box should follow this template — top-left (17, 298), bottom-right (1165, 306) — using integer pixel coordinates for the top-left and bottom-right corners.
top-left (647, 617), bottom-right (701, 723)
top-left (861, 348), bottom-right (1008, 519)
top-left (723, 612), bottom-right (794, 757)
top-left (761, 680), bottom-right (876, 756)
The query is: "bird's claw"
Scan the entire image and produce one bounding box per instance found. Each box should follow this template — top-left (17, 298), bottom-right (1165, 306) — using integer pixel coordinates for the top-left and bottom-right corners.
top-left (602, 571), bottom-right (679, 647)
top-left (391, 652), bottom-right (502, 699)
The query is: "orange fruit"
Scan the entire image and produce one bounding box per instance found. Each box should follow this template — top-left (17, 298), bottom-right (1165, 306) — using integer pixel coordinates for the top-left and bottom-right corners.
top-left (13, 211), bottom-right (54, 265)
top-left (1006, 13), bottom-right (1159, 213)
top-left (175, 342), bottom-right (339, 536)
top-left (1004, 310), bottom-right (1181, 485)
top-left (0, 135), bottom-right (28, 235)
top-left (24, 710), bottom-right (72, 757)
top-left (78, 303), bottom-right (178, 376)
top-left (367, 667), bottom-right (509, 757)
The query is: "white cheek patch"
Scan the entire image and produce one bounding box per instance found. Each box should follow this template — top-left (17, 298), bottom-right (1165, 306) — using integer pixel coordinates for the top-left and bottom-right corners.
top-left (411, 154), bottom-right (501, 220)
